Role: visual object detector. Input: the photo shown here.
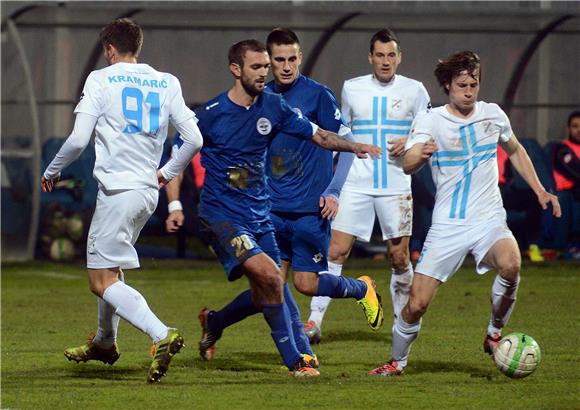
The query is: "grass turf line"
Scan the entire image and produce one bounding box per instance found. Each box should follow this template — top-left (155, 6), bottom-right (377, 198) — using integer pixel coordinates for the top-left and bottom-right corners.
top-left (1, 260), bottom-right (578, 409)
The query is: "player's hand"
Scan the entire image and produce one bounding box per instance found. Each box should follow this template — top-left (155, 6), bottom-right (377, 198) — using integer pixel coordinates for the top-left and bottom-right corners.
top-left (536, 190), bottom-right (562, 218)
top-left (166, 211), bottom-right (185, 233)
top-left (354, 143), bottom-right (382, 159)
top-left (319, 195), bottom-right (339, 220)
top-left (388, 138), bottom-right (407, 157)
top-left (157, 170), bottom-right (169, 189)
top-left (421, 139), bottom-right (438, 159)
top-left (41, 175), bottom-right (59, 192)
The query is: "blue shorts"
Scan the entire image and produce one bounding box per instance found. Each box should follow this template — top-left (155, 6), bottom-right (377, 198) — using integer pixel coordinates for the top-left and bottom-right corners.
top-left (200, 217), bottom-right (280, 281)
top-left (271, 211), bottom-right (330, 273)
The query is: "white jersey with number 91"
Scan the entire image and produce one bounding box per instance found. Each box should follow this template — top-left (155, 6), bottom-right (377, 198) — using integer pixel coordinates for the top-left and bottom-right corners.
top-left (75, 62), bottom-right (194, 191)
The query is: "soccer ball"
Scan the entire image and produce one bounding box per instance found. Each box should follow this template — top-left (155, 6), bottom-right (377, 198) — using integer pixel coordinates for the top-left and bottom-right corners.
top-left (493, 332), bottom-right (541, 378)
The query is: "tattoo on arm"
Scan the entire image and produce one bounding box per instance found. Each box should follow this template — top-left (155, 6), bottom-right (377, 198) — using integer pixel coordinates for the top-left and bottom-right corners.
top-left (314, 128), bottom-right (355, 152)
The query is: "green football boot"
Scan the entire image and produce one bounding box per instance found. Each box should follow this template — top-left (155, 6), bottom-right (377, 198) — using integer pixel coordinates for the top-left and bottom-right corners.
top-left (147, 328), bottom-right (184, 383)
top-left (64, 333), bottom-right (120, 365)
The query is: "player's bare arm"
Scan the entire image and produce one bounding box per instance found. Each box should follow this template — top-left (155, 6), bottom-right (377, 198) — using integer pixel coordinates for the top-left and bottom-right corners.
top-left (311, 128), bottom-right (382, 159)
top-left (165, 173), bottom-right (185, 233)
top-left (500, 135), bottom-right (561, 217)
top-left (403, 139), bottom-right (437, 174)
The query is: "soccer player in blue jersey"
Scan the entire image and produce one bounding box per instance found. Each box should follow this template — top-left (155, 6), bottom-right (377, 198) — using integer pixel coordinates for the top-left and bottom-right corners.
top-left (166, 39), bottom-right (381, 376)
top-left (265, 28), bottom-right (385, 342)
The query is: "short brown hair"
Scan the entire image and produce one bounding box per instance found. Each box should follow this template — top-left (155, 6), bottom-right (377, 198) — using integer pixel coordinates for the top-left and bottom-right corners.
top-left (434, 51), bottom-right (481, 94)
top-left (99, 18), bottom-right (143, 57)
top-left (228, 39), bottom-right (267, 67)
top-left (370, 28), bottom-right (400, 53)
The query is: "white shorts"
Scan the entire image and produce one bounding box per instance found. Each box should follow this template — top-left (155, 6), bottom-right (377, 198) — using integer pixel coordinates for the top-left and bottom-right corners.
top-left (87, 188), bottom-right (158, 269)
top-left (416, 217), bottom-right (516, 283)
top-left (331, 191), bottom-right (412, 242)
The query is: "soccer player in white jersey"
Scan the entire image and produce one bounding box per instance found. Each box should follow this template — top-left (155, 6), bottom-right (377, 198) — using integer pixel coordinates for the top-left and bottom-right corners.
top-left (305, 28), bottom-right (430, 342)
top-left (369, 50), bottom-right (561, 376)
top-left (41, 18), bottom-right (203, 383)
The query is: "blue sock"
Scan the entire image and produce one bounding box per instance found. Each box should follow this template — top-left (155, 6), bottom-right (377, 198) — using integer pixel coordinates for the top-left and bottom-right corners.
top-left (263, 303), bottom-right (302, 369)
top-left (210, 289), bottom-right (259, 334)
top-left (317, 273), bottom-right (367, 300)
top-left (283, 283), bottom-right (313, 356)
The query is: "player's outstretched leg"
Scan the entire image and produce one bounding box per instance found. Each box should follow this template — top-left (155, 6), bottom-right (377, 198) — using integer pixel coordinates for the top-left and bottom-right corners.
top-left (198, 289), bottom-right (260, 360)
top-left (64, 332), bottom-right (120, 365)
top-left (312, 270), bottom-right (383, 331)
top-left (147, 328), bottom-right (184, 383)
top-left (305, 261), bottom-right (343, 343)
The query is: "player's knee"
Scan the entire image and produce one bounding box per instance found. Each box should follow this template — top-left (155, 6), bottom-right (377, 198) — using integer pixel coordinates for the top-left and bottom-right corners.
top-left (293, 273), bottom-right (317, 296)
top-left (257, 269), bottom-right (284, 297)
top-left (88, 281), bottom-right (105, 297)
top-left (498, 260), bottom-right (520, 282)
top-left (328, 244), bottom-right (349, 264)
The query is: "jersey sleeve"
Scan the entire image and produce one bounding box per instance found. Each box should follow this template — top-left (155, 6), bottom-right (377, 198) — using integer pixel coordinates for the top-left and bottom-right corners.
top-left (412, 83), bottom-right (431, 116)
top-left (494, 104), bottom-right (514, 143)
top-left (74, 72), bottom-right (103, 117)
top-left (340, 82), bottom-right (352, 126)
top-left (276, 95), bottom-right (315, 139)
top-left (405, 111), bottom-right (434, 150)
top-left (316, 86), bottom-right (347, 133)
top-left (168, 76), bottom-right (196, 125)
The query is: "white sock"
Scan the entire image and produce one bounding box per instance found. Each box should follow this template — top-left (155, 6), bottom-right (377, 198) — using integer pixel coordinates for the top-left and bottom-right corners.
top-left (102, 281), bottom-right (168, 344)
top-left (487, 274), bottom-right (520, 336)
top-left (308, 261), bottom-right (343, 326)
top-left (93, 271), bottom-right (124, 348)
top-left (390, 263), bottom-right (414, 319)
top-left (391, 315), bottom-right (422, 368)
top-left (93, 299), bottom-right (119, 348)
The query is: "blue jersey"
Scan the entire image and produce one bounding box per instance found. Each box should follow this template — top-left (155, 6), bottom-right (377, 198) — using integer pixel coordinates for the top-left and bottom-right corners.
top-left (266, 75), bottom-right (346, 213)
top-left (196, 90), bottom-right (314, 224)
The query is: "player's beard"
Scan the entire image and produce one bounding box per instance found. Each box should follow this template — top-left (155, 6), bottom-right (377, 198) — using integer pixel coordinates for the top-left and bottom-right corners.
top-left (241, 74), bottom-right (263, 97)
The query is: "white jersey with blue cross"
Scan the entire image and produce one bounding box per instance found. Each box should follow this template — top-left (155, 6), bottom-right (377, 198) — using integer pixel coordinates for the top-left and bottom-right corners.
top-left (340, 74), bottom-right (430, 195)
top-left (406, 101), bottom-right (514, 225)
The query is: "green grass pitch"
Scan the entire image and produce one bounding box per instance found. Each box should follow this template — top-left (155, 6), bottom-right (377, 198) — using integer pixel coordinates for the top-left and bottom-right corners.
top-left (2, 259), bottom-right (578, 409)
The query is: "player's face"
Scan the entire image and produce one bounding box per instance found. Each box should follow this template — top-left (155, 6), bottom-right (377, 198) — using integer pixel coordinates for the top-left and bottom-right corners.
top-left (240, 50), bottom-right (270, 97)
top-left (368, 40), bottom-right (401, 83)
top-left (270, 43), bottom-right (302, 87)
top-left (447, 70), bottom-right (480, 114)
top-left (568, 117), bottom-right (580, 142)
